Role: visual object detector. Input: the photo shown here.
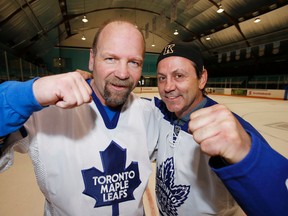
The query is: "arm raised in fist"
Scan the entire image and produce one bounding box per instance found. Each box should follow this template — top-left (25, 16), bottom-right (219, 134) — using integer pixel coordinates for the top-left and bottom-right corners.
top-left (33, 70), bottom-right (93, 108)
top-left (188, 104), bottom-right (251, 164)
top-left (0, 70), bottom-right (93, 136)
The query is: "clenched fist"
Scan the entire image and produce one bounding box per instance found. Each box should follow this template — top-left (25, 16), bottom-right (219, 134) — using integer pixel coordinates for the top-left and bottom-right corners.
top-left (33, 70), bottom-right (93, 108)
top-left (188, 104), bottom-right (251, 164)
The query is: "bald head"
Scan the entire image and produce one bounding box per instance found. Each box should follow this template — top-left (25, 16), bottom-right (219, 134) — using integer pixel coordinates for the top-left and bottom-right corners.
top-left (92, 20), bottom-right (146, 56)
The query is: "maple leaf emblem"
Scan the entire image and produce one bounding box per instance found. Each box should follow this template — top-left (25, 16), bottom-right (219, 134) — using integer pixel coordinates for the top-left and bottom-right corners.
top-left (156, 157), bottom-right (190, 216)
top-left (81, 141), bottom-right (141, 215)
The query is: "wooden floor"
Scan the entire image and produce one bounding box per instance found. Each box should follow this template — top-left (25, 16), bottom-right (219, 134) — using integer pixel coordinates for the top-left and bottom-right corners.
top-left (0, 94), bottom-right (287, 215)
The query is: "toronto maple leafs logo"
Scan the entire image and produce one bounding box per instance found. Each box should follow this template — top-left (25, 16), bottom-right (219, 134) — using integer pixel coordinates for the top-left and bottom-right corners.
top-left (156, 157), bottom-right (190, 216)
top-left (81, 141), bottom-right (141, 215)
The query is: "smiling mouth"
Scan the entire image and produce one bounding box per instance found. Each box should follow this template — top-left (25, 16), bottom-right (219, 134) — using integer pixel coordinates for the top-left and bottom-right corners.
top-left (112, 84), bottom-right (127, 90)
top-left (164, 96), bottom-right (180, 104)
top-left (165, 95), bottom-right (179, 100)
top-left (109, 82), bottom-right (130, 92)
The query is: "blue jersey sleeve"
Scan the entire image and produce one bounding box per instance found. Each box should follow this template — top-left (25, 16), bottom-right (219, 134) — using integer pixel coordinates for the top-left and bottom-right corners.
top-left (0, 79), bottom-right (43, 137)
top-left (210, 127), bottom-right (288, 216)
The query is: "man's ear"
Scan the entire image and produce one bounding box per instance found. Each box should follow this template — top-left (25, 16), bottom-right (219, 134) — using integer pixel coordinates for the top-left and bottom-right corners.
top-left (199, 69), bottom-right (208, 90)
top-left (88, 49), bottom-right (95, 71)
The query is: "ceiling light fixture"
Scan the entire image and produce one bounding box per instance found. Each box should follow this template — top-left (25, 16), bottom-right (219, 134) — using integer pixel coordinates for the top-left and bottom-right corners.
top-left (217, 4), bottom-right (224, 13)
top-left (174, 30), bottom-right (179, 35)
top-left (152, 34), bottom-right (155, 47)
top-left (82, 15), bottom-right (88, 23)
top-left (81, 35), bottom-right (86, 40)
top-left (254, 17), bottom-right (261, 23)
top-left (82, 0), bottom-right (88, 23)
top-left (206, 36), bottom-right (211, 41)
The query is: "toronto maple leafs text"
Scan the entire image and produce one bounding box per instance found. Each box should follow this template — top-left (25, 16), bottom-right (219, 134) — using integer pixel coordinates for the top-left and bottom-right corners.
top-left (92, 171), bottom-right (136, 201)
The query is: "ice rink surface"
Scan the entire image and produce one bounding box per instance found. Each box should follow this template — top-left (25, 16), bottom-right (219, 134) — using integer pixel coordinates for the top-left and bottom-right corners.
top-left (0, 93), bottom-right (287, 216)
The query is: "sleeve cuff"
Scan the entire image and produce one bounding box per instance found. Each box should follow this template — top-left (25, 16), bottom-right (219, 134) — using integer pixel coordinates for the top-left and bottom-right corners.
top-left (6, 78), bottom-right (44, 118)
top-left (209, 130), bottom-right (261, 180)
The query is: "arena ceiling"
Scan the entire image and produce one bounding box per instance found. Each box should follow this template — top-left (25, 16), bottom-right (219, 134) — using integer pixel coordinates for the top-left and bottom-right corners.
top-left (0, 0), bottom-right (288, 76)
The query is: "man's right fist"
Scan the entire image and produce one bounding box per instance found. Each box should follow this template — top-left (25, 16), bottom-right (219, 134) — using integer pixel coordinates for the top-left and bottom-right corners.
top-left (33, 71), bottom-right (93, 109)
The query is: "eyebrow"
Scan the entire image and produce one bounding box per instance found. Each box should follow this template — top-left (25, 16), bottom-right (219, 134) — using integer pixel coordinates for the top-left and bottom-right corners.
top-left (99, 51), bottom-right (143, 61)
top-left (158, 68), bottom-right (185, 74)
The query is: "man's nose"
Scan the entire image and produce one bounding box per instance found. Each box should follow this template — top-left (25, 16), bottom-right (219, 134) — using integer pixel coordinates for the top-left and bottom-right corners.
top-left (114, 61), bottom-right (129, 79)
top-left (164, 78), bottom-right (175, 92)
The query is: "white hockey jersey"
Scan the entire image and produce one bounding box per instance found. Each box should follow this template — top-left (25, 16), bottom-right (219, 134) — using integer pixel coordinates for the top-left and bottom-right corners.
top-left (2, 93), bottom-right (158, 216)
top-left (151, 97), bottom-right (244, 216)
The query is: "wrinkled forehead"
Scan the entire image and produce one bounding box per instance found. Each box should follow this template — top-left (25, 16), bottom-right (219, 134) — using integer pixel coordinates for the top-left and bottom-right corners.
top-left (157, 56), bottom-right (198, 71)
top-left (97, 21), bottom-right (145, 55)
